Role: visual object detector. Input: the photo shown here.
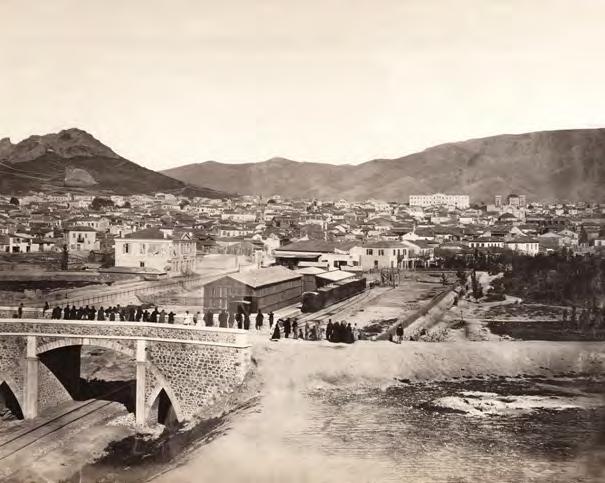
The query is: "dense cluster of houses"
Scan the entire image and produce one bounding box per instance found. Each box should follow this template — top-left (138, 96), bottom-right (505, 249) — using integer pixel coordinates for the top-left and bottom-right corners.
top-left (0, 191), bottom-right (604, 277)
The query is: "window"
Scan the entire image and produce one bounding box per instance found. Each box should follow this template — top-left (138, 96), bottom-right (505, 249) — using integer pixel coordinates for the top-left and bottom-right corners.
top-left (140, 261), bottom-right (145, 268)
top-left (123, 243), bottom-right (130, 254)
top-left (366, 249), bottom-right (373, 255)
top-left (378, 249), bottom-right (384, 256)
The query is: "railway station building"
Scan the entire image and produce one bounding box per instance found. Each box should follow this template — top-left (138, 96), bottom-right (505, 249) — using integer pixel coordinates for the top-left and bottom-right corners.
top-left (203, 266), bottom-right (303, 313)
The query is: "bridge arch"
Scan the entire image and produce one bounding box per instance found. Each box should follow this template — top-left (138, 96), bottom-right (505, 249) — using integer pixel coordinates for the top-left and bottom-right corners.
top-left (35, 338), bottom-right (184, 424)
top-left (0, 376), bottom-right (24, 420)
top-left (36, 339), bottom-right (135, 358)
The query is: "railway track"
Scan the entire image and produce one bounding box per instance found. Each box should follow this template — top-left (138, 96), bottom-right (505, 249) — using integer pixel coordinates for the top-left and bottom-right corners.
top-left (292, 287), bottom-right (392, 325)
top-left (0, 384), bottom-right (130, 469)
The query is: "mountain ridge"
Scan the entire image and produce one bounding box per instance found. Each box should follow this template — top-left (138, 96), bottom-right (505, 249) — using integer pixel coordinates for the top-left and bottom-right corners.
top-left (162, 128), bottom-right (605, 202)
top-left (0, 128), bottom-right (230, 198)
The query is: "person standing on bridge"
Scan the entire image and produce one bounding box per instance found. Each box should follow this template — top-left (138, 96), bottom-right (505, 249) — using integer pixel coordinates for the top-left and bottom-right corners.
top-left (235, 311), bottom-right (243, 329)
top-left (243, 312), bottom-right (250, 330)
top-left (69, 305), bottom-right (77, 320)
top-left (89, 306), bottom-right (97, 321)
top-left (255, 310), bottom-right (264, 330)
top-left (43, 301), bottom-right (49, 317)
top-left (17, 303), bottom-right (23, 319)
top-left (97, 307), bottom-right (105, 321)
top-left (283, 318), bottom-right (291, 338)
top-left (159, 309), bottom-right (166, 323)
top-left (218, 309), bottom-right (228, 328)
top-left (168, 311), bottom-right (175, 324)
top-left (63, 305), bottom-right (70, 320)
top-left (268, 311), bottom-right (274, 330)
top-left (227, 310), bottom-right (235, 328)
top-left (205, 309), bottom-right (214, 327)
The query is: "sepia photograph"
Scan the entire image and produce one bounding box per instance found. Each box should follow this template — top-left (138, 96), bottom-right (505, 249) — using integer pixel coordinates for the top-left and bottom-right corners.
top-left (0, 1), bottom-right (604, 481)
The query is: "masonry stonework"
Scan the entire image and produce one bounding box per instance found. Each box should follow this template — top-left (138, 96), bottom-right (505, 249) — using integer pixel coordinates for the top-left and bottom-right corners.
top-left (0, 320), bottom-right (251, 426)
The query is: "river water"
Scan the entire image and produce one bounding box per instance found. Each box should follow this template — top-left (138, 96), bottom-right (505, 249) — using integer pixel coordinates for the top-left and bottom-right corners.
top-left (292, 377), bottom-right (605, 482)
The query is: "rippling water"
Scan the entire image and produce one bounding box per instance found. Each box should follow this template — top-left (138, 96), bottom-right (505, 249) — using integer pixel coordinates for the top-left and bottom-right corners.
top-left (285, 377), bottom-right (605, 482)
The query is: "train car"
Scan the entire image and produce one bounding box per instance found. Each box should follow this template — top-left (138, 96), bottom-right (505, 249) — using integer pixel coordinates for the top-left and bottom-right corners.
top-left (301, 277), bottom-right (366, 312)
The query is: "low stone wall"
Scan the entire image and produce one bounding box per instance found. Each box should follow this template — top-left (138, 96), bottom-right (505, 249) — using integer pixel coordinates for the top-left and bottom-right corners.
top-left (0, 320), bottom-right (247, 346)
top-left (377, 287), bottom-right (458, 340)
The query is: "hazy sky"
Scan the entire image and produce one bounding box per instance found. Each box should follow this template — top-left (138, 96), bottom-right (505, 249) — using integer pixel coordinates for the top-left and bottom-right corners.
top-left (1, 0), bottom-right (604, 170)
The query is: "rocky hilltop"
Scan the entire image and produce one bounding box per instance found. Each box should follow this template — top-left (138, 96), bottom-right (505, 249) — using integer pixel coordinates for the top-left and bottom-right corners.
top-left (0, 128), bottom-right (229, 198)
top-left (162, 129), bottom-right (605, 202)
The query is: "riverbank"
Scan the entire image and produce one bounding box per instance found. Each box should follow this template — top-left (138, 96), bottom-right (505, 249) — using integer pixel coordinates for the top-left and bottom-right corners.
top-left (152, 339), bottom-right (605, 483)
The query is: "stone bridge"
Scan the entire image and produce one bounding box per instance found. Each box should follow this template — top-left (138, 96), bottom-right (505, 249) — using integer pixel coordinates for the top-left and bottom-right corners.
top-left (0, 320), bottom-right (251, 427)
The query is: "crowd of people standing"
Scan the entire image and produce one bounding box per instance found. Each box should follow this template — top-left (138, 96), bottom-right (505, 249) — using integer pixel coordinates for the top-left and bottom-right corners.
top-left (11, 303), bottom-right (361, 344)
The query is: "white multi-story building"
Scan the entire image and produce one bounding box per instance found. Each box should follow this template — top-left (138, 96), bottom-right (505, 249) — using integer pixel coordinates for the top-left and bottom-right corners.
top-left (114, 227), bottom-right (196, 276)
top-left (409, 193), bottom-right (470, 209)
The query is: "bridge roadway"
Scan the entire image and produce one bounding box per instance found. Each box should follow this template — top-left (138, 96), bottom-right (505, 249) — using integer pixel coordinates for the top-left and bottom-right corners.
top-left (0, 319), bottom-right (251, 429)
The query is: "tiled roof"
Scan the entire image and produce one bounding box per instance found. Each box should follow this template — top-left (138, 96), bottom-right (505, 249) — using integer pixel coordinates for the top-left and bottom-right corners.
top-left (123, 228), bottom-right (170, 240)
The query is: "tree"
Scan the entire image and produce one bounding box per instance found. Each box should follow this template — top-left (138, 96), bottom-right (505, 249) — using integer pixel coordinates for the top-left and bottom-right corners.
top-left (9, 197), bottom-right (19, 206)
top-left (122, 201), bottom-right (131, 209)
top-left (61, 244), bottom-right (69, 270)
top-left (471, 270), bottom-right (483, 300)
top-left (179, 199), bottom-right (190, 210)
top-left (90, 197), bottom-right (114, 211)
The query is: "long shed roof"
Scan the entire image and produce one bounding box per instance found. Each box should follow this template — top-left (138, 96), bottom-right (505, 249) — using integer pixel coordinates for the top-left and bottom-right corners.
top-left (228, 266), bottom-right (302, 288)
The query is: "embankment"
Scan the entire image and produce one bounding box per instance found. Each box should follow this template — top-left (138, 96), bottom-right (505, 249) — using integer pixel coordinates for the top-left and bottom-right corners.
top-left (377, 287), bottom-right (458, 340)
top-left (255, 340), bottom-right (605, 387)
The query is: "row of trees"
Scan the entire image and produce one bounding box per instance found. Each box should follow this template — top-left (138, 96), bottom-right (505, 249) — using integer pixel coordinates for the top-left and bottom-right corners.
top-left (443, 249), bottom-right (604, 307)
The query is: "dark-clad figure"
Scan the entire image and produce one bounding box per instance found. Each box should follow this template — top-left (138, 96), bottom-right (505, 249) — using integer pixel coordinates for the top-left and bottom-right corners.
top-left (243, 312), bottom-right (250, 330)
top-left (63, 305), bottom-right (70, 320)
top-left (109, 310), bottom-right (116, 321)
top-left (228, 311), bottom-right (235, 328)
top-left (52, 306), bottom-right (60, 319)
top-left (136, 306), bottom-right (143, 322)
top-left (97, 307), bottom-right (105, 321)
top-left (326, 319), bottom-right (333, 342)
top-left (345, 323), bottom-right (355, 344)
top-left (150, 308), bottom-right (159, 323)
top-left (18, 303), bottom-right (23, 319)
top-left (159, 309), bottom-right (166, 323)
top-left (271, 323), bottom-right (281, 340)
top-left (332, 322), bottom-right (341, 342)
top-left (205, 310), bottom-right (214, 327)
top-left (255, 310), bottom-right (264, 330)
top-left (283, 318), bottom-right (291, 338)
top-left (396, 324), bottom-right (404, 343)
top-left (142, 310), bottom-right (150, 322)
top-left (268, 312), bottom-right (274, 330)
top-left (168, 311), bottom-right (175, 324)
top-left (292, 318), bottom-right (298, 337)
top-left (43, 301), bottom-right (49, 317)
top-left (89, 306), bottom-right (97, 321)
top-left (218, 309), bottom-right (228, 328)
top-left (236, 312), bottom-right (243, 329)
top-left (69, 305), bottom-right (77, 320)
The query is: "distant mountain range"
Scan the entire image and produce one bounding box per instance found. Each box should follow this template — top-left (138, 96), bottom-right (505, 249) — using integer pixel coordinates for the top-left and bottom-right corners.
top-left (0, 128), bottom-right (228, 198)
top-left (162, 129), bottom-right (605, 202)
